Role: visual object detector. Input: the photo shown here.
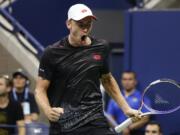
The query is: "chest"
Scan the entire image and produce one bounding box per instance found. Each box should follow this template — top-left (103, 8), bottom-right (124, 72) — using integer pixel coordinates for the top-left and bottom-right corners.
top-left (54, 47), bottom-right (105, 75)
top-left (0, 108), bottom-right (15, 124)
top-left (126, 96), bottom-right (141, 108)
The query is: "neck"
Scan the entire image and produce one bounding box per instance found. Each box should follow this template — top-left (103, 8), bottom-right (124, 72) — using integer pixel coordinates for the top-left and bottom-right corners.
top-left (124, 89), bottom-right (135, 97)
top-left (15, 87), bottom-right (24, 93)
top-left (68, 34), bottom-right (91, 47)
top-left (0, 94), bottom-right (9, 108)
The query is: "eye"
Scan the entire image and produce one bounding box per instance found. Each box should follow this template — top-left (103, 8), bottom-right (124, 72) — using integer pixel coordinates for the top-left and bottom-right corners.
top-left (76, 21), bottom-right (92, 29)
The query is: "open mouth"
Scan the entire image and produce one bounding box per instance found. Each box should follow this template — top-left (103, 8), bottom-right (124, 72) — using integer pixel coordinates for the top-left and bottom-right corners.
top-left (81, 35), bottom-right (87, 41)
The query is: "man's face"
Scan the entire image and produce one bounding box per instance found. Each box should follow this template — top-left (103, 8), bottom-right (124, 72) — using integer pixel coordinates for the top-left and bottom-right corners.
top-left (13, 75), bottom-right (26, 89)
top-left (67, 17), bottom-right (93, 45)
top-left (0, 78), bottom-right (9, 95)
top-left (121, 73), bottom-right (137, 92)
top-left (145, 125), bottom-right (161, 135)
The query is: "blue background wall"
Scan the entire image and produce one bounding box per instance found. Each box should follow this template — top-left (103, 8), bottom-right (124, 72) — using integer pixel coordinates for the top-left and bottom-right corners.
top-left (124, 10), bottom-right (180, 135)
top-left (11, 0), bottom-right (133, 46)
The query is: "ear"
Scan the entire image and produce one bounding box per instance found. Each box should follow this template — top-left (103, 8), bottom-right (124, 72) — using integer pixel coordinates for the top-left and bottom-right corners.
top-left (66, 20), bottom-right (71, 30)
top-left (134, 80), bottom-right (137, 85)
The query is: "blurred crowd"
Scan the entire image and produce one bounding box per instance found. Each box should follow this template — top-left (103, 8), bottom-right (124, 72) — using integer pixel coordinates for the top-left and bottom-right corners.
top-left (0, 69), bottom-right (163, 135)
top-left (0, 68), bottom-right (39, 135)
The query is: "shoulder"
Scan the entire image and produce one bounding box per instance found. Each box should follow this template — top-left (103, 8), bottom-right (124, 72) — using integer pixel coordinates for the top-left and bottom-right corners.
top-left (92, 37), bottom-right (109, 47)
top-left (92, 38), bottom-right (110, 53)
top-left (50, 38), bottom-right (66, 49)
top-left (41, 37), bottom-right (67, 59)
top-left (44, 37), bottom-right (67, 52)
top-left (133, 90), bottom-right (142, 97)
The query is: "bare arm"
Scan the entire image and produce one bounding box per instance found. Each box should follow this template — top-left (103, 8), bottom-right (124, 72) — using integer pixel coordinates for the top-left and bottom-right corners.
top-left (16, 120), bottom-right (25, 135)
top-left (35, 77), bottom-right (64, 122)
top-left (35, 77), bottom-right (51, 113)
top-left (101, 73), bottom-right (139, 117)
top-left (30, 113), bottom-right (39, 121)
top-left (129, 116), bottom-right (149, 130)
top-left (24, 113), bottom-right (39, 122)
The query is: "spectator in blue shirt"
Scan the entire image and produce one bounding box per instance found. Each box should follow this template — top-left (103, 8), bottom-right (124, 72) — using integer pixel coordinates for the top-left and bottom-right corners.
top-left (107, 71), bottom-right (150, 135)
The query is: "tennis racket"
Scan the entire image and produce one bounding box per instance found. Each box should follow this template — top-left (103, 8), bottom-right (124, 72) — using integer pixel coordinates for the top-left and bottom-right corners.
top-left (115, 78), bottom-right (180, 133)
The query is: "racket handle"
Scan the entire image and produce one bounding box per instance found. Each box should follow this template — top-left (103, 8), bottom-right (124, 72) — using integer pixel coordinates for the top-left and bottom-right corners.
top-left (114, 118), bottom-right (133, 133)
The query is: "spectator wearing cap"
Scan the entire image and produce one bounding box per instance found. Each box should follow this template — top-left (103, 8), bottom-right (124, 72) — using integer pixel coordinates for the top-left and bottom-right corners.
top-left (9, 69), bottom-right (39, 123)
top-left (0, 75), bottom-right (25, 135)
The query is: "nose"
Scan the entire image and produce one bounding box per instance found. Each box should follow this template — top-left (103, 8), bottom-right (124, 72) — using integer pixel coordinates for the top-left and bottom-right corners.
top-left (82, 28), bottom-right (88, 33)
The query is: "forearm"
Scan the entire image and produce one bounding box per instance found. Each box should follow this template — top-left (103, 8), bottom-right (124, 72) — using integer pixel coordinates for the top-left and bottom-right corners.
top-left (129, 116), bottom-right (149, 130)
top-left (18, 127), bottom-right (25, 135)
top-left (17, 120), bottom-right (25, 135)
top-left (101, 73), bottom-right (130, 113)
top-left (30, 113), bottom-right (39, 121)
top-left (35, 88), bottom-right (51, 113)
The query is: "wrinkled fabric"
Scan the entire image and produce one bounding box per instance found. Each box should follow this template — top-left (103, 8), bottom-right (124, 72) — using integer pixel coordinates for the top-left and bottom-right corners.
top-left (39, 36), bottom-right (110, 132)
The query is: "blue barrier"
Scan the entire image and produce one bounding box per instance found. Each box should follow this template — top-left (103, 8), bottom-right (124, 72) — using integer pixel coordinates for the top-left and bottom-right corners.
top-left (0, 122), bottom-right (49, 135)
top-left (26, 123), bottom-right (49, 135)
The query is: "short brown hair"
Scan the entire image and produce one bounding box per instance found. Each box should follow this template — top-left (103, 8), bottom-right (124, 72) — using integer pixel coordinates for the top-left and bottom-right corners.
top-left (146, 121), bottom-right (162, 133)
top-left (121, 70), bottom-right (137, 79)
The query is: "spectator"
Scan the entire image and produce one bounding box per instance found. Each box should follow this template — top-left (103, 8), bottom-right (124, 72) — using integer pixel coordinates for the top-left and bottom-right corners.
top-left (0, 75), bottom-right (25, 135)
top-left (107, 71), bottom-right (150, 135)
top-left (145, 121), bottom-right (162, 135)
top-left (10, 69), bottom-right (39, 123)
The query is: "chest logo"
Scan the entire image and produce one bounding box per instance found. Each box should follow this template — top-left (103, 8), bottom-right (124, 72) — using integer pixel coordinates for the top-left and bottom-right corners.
top-left (132, 97), bottom-right (138, 103)
top-left (93, 53), bottom-right (102, 61)
top-left (81, 9), bottom-right (87, 13)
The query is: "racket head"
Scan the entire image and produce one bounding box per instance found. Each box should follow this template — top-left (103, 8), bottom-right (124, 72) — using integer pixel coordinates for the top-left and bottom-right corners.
top-left (140, 79), bottom-right (180, 115)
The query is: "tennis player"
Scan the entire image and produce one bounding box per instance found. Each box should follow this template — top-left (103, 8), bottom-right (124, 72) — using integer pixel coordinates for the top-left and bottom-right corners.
top-left (35, 3), bottom-right (141, 135)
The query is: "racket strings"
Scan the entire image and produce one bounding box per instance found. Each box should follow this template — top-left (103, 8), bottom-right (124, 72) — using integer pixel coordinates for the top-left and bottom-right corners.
top-left (154, 94), bottom-right (170, 104)
top-left (142, 81), bottom-right (180, 113)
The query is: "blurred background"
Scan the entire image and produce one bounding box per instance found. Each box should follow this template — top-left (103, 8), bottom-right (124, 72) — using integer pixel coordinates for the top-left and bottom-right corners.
top-left (0, 0), bottom-right (180, 135)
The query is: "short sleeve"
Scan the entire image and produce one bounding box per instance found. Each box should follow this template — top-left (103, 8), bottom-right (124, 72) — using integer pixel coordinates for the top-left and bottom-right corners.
top-left (38, 47), bottom-right (54, 80)
top-left (15, 102), bottom-right (24, 121)
top-left (100, 42), bottom-right (110, 75)
top-left (29, 94), bottom-right (40, 114)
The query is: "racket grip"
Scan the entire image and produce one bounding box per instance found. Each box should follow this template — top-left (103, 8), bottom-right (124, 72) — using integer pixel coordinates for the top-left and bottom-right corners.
top-left (114, 118), bottom-right (133, 133)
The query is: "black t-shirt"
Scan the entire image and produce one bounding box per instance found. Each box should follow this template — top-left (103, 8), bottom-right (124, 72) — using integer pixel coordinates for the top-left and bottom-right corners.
top-left (38, 37), bottom-right (110, 132)
top-left (9, 90), bottom-right (39, 114)
top-left (0, 99), bottom-right (24, 135)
